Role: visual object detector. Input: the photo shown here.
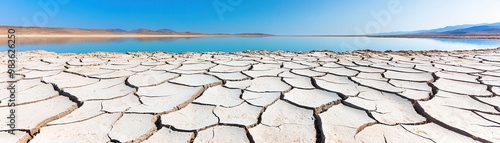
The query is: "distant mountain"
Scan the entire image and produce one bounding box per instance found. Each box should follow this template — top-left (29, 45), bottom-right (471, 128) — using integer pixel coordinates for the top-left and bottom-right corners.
top-left (376, 22), bottom-right (500, 36)
top-left (0, 26), bottom-right (271, 36)
top-left (435, 25), bottom-right (500, 35)
top-left (108, 28), bottom-right (128, 32)
top-left (156, 29), bottom-right (175, 32)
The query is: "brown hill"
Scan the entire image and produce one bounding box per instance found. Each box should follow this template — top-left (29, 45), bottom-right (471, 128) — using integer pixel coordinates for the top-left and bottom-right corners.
top-left (0, 26), bottom-right (203, 35)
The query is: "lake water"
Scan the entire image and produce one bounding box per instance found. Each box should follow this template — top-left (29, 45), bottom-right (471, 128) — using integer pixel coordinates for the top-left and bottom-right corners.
top-left (11, 37), bottom-right (500, 53)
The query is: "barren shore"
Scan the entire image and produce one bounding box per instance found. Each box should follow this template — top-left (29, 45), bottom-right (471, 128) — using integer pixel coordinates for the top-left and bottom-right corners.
top-left (1, 48), bottom-right (500, 143)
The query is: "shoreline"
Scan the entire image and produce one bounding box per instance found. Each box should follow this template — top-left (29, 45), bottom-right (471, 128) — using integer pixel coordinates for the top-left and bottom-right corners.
top-left (11, 47), bottom-right (500, 55)
top-left (6, 34), bottom-right (500, 39)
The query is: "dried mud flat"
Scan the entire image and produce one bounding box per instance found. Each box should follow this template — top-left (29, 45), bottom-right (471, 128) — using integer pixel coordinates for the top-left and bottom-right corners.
top-left (1, 48), bottom-right (500, 143)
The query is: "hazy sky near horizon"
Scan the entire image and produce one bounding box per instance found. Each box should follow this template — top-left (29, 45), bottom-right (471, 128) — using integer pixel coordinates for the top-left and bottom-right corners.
top-left (1, 0), bottom-right (500, 35)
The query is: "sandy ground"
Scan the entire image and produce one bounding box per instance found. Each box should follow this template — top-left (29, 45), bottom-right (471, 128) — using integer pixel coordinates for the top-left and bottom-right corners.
top-left (0, 48), bottom-right (500, 143)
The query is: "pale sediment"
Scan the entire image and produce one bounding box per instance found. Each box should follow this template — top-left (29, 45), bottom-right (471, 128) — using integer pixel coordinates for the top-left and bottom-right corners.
top-left (0, 48), bottom-right (500, 143)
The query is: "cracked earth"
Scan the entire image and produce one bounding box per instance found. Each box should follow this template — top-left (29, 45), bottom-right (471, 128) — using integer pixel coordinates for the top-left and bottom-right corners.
top-left (1, 48), bottom-right (500, 143)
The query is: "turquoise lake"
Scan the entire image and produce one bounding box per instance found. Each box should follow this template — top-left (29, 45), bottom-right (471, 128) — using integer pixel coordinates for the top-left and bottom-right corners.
top-left (11, 37), bottom-right (500, 53)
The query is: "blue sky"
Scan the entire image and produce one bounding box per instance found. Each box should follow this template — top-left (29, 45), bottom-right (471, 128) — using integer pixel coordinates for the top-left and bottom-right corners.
top-left (1, 0), bottom-right (500, 35)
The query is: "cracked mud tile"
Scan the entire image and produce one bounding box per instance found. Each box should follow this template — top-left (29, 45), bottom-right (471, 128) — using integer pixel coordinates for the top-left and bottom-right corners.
top-left (127, 71), bottom-right (178, 87)
top-left (126, 65), bottom-right (153, 72)
top-left (18, 60), bottom-right (50, 69)
top-left (143, 128), bottom-right (194, 143)
top-left (19, 69), bottom-right (62, 79)
top-left (160, 104), bottom-right (218, 131)
top-left (282, 61), bottom-right (311, 69)
top-left (64, 81), bottom-right (134, 101)
top-left (476, 95), bottom-right (500, 109)
top-left (336, 59), bottom-right (358, 67)
top-left (136, 82), bottom-right (203, 97)
top-left (315, 73), bottom-right (353, 83)
top-left (194, 85), bottom-right (243, 107)
top-left (255, 59), bottom-right (280, 64)
top-left (419, 91), bottom-right (499, 142)
top-left (194, 125), bottom-right (250, 143)
top-left (89, 70), bottom-right (136, 79)
top-left (65, 66), bottom-right (115, 77)
top-left (177, 63), bottom-right (217, 71)
top-left (424, 91), bottom-right (498, 115)
top-left (42, 72), bottom-right (99, 89)
top-left (435, 71), bottom-right (479, 83)
top-left (100, 62), bottom-right (140, 70)
top-left (48, 101), bottom-right (103, 125)
top-left (108, 114), bottom-right (157, 142)
top-left (241, 91), bottom-right (280, 107)
top-left (141, 60), bottom-right (166, 66)
top-left (414, 64), bottom-right (441, 73)
top-left (389, 80), bottom-right (431, 92)
top-left (0, 131), bottom-right (32, 143)
top-left (314, 78), bottom-right (361, 97)
top-left (209, 64), bottom-right (251, 73)
top-left (30, 113), bottom-right (121, 143)
top-left (67, 58), bottom-right (107, 66)
top-left (480, 71), bottom-right (500, 78)
top-left (355, 72), bottom-right (386, 81)
top-left (0, 84), bottom-right (58, 107)
top-left (168, 69), bottom-right (207, 74)
top-left (290, 69), bottom-right (326, 77)
top-left (251, 63), bottom-right (281, 71)
top-left (24, 63), bottom-right (66, 71)
top-left (476, 55), bottom-right (500, 62)
top-left (170, 74), bottom-right (222, 87)
top-left (284, 88), bottom-right (341, 112)
top-left (41, 57), bottom-right (69, 64)
top-left (475, 112), bottom-right (500, 124)
top-left (128, 83), bottom-right (203, 113)
top-left (0, 73), bottom-right (23, 83)
top-left (434, 63), bottom-right (484, 73)
top-left (433, 78), bottom-right (491, 96)
top-left (293, 61), bottom-right (320, 67)
top-left (101, 93), bottom-right (142, 113)
top-left (208, 72), bottom-right (249, 81)
top-left (389, 80), bottom-right (432, 100)
top-left (216, 60), bottom-right (257, 67)
top-left (352, 60), bottom-right (375, 66)
top-left (0, 96), bottom-right (77, 134)
top-left (402, 123), bottom-right (477, 143)
top-left (246, 77), bottom-right (291, 92)
top-left (387, 61), bottom-right (417, 68)
top-left (320, 104), bottom-right (377, 143)
top-left (348, 66), bottom-right (385, 73)
top-left (355, 124), bottom-right (434, 143)
top-left (224, 80), bottom-right (252, 89)
top-left (260, 100), bottom-right (315, 126)
top-left (312, 67), bottom-right (359, 76)
top-left (371, 63), bottom-right (423, 73)
top-left (242, 68), bottom-right (288, 78)
top-left (480, 75), bottom-right (500, 86)
top-left (150, 64), bottom-right (180, 71)
top-left (213, 102), bottom-right (262, 127)
top-left (283, 76), bottom-right (315, 89)
top-left (7, 78), bottom-right (43, 92)
top-left (249, 123), bottom-right (316, 143)
top-left (345, 87), bottom-right (426, 125)
top-left (351, 77), bottom-right (405, 93)
top-left (278, 70), bottom-right (302, 78)
top-left (321, 62), bottom-right (343, 68)
top-left (383, 70), bottom-right (433, 82)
